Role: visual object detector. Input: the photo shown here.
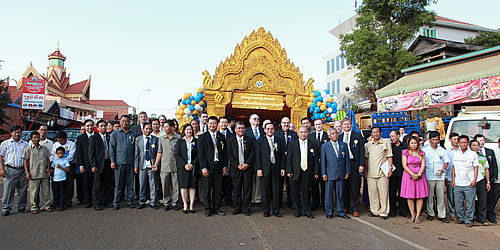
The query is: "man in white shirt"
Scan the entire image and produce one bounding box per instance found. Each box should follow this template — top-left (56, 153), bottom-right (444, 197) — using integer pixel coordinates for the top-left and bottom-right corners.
top-left (38, 125), bottom-right (53, 150)
top-left (445, 132), bottom-right (460, 221)
top-left (452, 135), bottom-right (479, 227)
top-left (199, 112), bottom-right (209, 134)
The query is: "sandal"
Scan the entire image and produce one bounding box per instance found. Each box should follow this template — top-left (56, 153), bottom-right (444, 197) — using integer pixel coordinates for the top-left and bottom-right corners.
top-left (415, 218), bottom-right (421, 224)
top-left (45, 208), bottom-right (53, 212)
top-left (409, 217), bottom-right (415, 223)
top-left (31, 210), bottom-right (39, 214)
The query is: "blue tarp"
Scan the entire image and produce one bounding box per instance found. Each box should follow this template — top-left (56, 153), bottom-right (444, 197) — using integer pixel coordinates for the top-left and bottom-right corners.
top-left (346, 109), bottom-right (359, 133)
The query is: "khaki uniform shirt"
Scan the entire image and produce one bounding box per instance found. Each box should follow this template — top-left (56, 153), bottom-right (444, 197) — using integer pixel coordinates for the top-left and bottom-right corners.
top-left (158, 133), bottom-right (180, 173)
top-left (22, 144), bottom-right (50, 179)
top-left (365, 139), bottom-right (393, 178)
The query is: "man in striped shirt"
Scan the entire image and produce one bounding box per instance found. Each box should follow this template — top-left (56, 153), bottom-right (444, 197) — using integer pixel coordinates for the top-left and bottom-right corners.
top-left (0, 125), bottom-right (30, 216)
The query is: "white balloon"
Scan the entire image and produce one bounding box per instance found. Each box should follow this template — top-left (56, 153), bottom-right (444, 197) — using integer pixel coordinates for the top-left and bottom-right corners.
top-left (331, 114), bottom-right (337, 119)
top-left (195, 104), bottom-right (201, 111)
top-left (321, 92), bottom-right (327, 97)
top-left (184, 108), bottom-right (191, 115)
top-left (183, 114), bottom-right (188, 118)
top-left (327, 107), bottom-right (333, 113)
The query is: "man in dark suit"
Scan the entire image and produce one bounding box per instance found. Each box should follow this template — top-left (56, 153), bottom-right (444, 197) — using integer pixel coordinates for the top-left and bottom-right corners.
top-left (89, 120), bottom-right (112, 210)
top-left (321, 128), bottom-right (350, 219)
top-left (275, 117), bottom-right (298, 209)
top-left (286, 126), bottom-right (320, 218)
top-left (245, 114), bottom-right (265, 206)
top-left (130, 111), bottom-right (148, 200)
top-left (339, 117), bottom-right (365, 217)
top-left (198, 116), bottom-right (227, 217)
top-left (308, 119), bottom-right (329, 211)
top-left (256, 122), bottom-right (285, 217)
top-left (134, 123), bottom-right (159, 209)
top-left (219, 116), bottom-right (235, 207)
top-left (227, 121), bottom-right (255, 216)
top-left (77, 119), bottom-right (94, 208)
top-left (474, 134), bottom-right (499, 223)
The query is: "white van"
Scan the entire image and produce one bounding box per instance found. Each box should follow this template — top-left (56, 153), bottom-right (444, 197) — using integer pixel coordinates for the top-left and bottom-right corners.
top-left (444, 106), bottom-right (500, 149)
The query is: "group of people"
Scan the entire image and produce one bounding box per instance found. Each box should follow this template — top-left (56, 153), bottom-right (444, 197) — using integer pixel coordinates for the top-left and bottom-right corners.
top-left (1, 112), bottom-right (500, 228)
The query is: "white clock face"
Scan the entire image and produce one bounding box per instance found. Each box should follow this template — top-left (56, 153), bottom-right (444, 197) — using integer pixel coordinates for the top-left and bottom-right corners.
top-left (256, 81), bottom-right (263, 88)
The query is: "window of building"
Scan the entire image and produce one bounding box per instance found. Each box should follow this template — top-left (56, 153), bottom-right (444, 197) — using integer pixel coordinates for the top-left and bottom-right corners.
top-left (331, 82), bottom-right (335, 93)
top-left (337, 79), bottom-right (340, 93)
top-left (341, 56), bottom-right (345, 69)
top-left (331, 58), bottom-right (335, 73)
top-left (327, 60), bottom-right (330, 75)
top-left (423, 28), bottom-right (437, 38)
top-left (336, 56), bottom-right (340, 71)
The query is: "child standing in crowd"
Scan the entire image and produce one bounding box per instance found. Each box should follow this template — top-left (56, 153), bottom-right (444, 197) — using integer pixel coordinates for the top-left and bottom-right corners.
top-left (52, 147), bottom-right (71, 212)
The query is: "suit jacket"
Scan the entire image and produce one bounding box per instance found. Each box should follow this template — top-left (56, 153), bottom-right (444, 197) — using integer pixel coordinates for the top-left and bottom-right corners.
top-left (174, 137), bottom-right (199, 172)
top-left (485, 148), bottom-right (498, 182)
top-left (338, 130), bottom-right (365, 170)
top-left (321, 140), bottom-right (350, 181)
top-left (255, 135), bottom-right (286, 177)
top-left (286, 139), bottom-right (320, 181)
top-left (220, 129), bottom-right (234, 140)
top-left (198, 130), bottom-right (227, 173)
top-left (89, 132), bottom-right (110, 174)
top-left (226, 135), bottom-right (255, 178)
top-left (245, 126), bottom-right (265, 142)
top-left (76, 133), bottom-right (91, 170)
top-left (130, 124), bottom-right (143, 136)
top-left (134, 135), bottom-right (159, 170)
top-left (308, 130), bottom-right (329, 145)
top-left (275, 129), bottom-right (298, 152)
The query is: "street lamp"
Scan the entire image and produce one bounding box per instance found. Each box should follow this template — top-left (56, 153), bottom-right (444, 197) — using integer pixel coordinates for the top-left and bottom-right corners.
top-left (137, 89), bottom-right (151, 114)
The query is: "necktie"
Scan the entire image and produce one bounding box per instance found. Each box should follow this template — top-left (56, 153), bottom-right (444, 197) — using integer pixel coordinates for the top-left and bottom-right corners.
top-left (317, 132), bottom-right (320, 142)
top-left (212, 133), bottom-right (218, 161)
top-left (238, 138), bottom-right (244, 165)
top-left (145, 136), bottom-right (151, 161)
top-left (270, 138), bottom-right (276, 164)
top-left (301, 141), bottom-right (307, 171)
top-left (254, 128), bottom-right (259, 140)
top-left (344, 132), bottom-right (353, 159)
top-left (284, 131), bottom-right (288, 145)
top-left (103, 134), bottom-right (109, 158)
top-left (333, 142), bottom-right (339, 158)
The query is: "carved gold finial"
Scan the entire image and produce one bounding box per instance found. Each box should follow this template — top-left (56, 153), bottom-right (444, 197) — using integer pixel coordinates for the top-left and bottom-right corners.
top-left (202, 70), bottom-right (213, 87)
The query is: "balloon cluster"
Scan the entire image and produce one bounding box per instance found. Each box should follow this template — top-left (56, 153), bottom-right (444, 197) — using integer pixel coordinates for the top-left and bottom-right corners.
top-left (307, 89), bottom-right (338, 122)
top-left (175, 88), bottom-right (207, 121)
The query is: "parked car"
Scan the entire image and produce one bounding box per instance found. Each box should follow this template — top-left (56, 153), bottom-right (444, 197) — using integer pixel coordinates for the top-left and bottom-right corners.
top-left (21, 130), bottom-right (57, 142)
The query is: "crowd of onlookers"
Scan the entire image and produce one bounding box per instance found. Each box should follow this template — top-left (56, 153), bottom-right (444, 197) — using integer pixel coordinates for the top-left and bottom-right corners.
top-left (1, 111), bottom-right (499, 229)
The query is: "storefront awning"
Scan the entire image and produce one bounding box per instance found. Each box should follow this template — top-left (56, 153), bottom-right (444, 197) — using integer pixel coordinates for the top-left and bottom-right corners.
top-left (376, 51), bottom-right (500, 98)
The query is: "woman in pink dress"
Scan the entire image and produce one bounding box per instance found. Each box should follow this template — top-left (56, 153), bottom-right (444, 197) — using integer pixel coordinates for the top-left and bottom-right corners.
top-left (400, 136), bottom-right (428, 223)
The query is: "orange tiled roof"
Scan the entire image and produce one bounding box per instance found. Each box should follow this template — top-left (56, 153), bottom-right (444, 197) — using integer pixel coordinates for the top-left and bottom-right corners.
top-left (65, 80), bottom-right (88, 94)
top-left (88, 100), bottom-right (129, 106)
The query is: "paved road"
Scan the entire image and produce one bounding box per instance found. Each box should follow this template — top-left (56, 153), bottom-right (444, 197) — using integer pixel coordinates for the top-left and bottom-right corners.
top-left (1, 181), bottom-right (500, 249)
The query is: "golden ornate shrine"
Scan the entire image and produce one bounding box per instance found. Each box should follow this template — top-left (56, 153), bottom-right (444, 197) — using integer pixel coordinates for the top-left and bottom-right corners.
top-left (183, 27), bottom-right (315, 127)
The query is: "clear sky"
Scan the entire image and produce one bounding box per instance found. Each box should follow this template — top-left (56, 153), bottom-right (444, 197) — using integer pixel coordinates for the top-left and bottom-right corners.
top-left (1, 0), bottom-right (498, 117)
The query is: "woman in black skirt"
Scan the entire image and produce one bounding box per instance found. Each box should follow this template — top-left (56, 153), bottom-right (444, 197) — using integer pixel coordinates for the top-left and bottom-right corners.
top-left (174, 124), bottom-right (198, 214)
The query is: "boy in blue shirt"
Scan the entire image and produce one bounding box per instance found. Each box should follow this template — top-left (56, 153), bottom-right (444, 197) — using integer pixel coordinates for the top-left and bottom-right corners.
top-left (52, 147), bottom-right (71, 211)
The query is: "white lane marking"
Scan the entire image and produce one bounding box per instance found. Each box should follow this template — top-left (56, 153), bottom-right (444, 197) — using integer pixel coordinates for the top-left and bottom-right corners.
top-left (353, 218), bottom-right (426, 250)
top-left (245, 216), bottom-right (272, 249)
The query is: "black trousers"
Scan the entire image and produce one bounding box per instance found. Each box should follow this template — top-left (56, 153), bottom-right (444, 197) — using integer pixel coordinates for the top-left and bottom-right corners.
top-left (92, 158), bottom-right (112, 206)
top-left (82, 167), bottom-right (94, 206)
top-left (261, 165), bottom-right (281, 214)
top-left (475, 179), bottom-right (488, 222)
top-left (487, 182), bottom-right (500, 222)
top-left (232, 169), bottom-right (253, 213)
top-left (53, 180), bottom-right (66, 209)
top-left (310, 177), bottom-right (325, 210)
top-left (203, 162), bottom-right (223, 211)
top-left (389, 175), bottom-right (408, 216)
top-left (344, 161), bottom-right (361, 212)
top-left (222, 175), bottom-right (233, 205)
top-left (291, 171), bottom-right (312, 216)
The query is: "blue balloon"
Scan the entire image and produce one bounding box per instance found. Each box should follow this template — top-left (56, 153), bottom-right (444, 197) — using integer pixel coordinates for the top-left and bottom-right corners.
top-left (198, 93), bottom-right (204, 98)
top-left (311, 103), bottom-right (317, 109)
top-left (326, 102), bottom-right (331, 108)
top-left (331, 102), bottom-right (338, 109)
top-left (326, 116), bottom-right (332, 121)
top-left (189, 96), bottom-right (195, 101)
top-left (314, 113), bottom-right (319, 119)
top-left (324, 89), bottom-right (330, 94)
top-left (317, 97), bottom-right (323, 102)
top-left (203, 102), bottom-right (207, 108)
top-left (189, 105), bottom-right (195, 111)
top-left (313, 98), bottom-right (318, 103)
top-left (181, 99), bottom-right (186, 105)
top-left (192, 115), bottom-right (197, 119)
top-left (320, 113), bottom-right (326, 119)
top-left (315, 91), bottom-right (320, 97)
top-left (309, 107), bottom-right (314, 113)
top-left (194, 96), bottom-right (201, 102)
top-left (323, 110), bottom-right (328, 114)
top-left (311, 116), bottom-right (316, 120)
top-left (314, 107), bottom-right (320, 113)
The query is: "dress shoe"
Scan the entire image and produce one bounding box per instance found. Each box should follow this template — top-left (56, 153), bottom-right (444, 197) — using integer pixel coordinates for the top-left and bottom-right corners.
top-left (305, 214), bottom-right (314, 219)
top-left (183, 210), bottom-right (189, 214)
top-left (466, 223), bottom-right (473, 228)
top-left (353, 211), bottom-right (360, 217)
top-left (214, 209), bottom-right (225, 215)
top-left (18, 208), bottom-right (28, 213)
top-left (449, 216), bottom-right (457, 221)
top-left (338, 215), bottom-right (350, 219)
top-left (368, 212), bottom-right (377, 217)
top-left (163, 205), bottom-right (171, 211)
top-left (151, 205), bottom-right (159, 210)
top-left (263, 212), bottom-right (270, 217)
top-left (189, 209), bottom-right (196, 214)
top-left (172, 205), bottom-right (180, 211)
top-left (273, 212), bottom-right (282, 217)
top-left (113, 205), bottom-right (120, 210)
top-left (380, 216), bottom-right (388, 220)
top-left (104, 203), bottom-right (112, 208)
top-left (2, 211), bottom-right (10, 216)
top-left (205, 210), bottom-right (212, 217)
top-left (84, 203), bottom-right (92, 208)
top-left (427, 215), bottom-right (434, 221)
top-left (456, 220), bottom-right (465, 224)
top-left (244, 212), bottom-right (251, 216)
top-left (137, 204), bottom-right (146, 209)
top-left (438, 218), bottom-right (449, 223)
top-left (76, 201), bottom-right (83, 205)
top-left (127, 204), bottom-right (135, 209)
top-left (326, 215), bottom-right (333, 219)
top-left (232, 209), bottom-right (241, 215)
top-left (94, 206), bottom-right (103, 211)
top-left (488, 219), bottom-right (497, 224)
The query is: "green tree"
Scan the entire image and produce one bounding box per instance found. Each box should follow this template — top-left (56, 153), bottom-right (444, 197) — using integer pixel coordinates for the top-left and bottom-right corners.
top-left (0, 80), bottom-right (11, 135)
top-left (465, 31), bottom-right (500, 48)
top-left (340, 0), bottom-right (436, 110)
